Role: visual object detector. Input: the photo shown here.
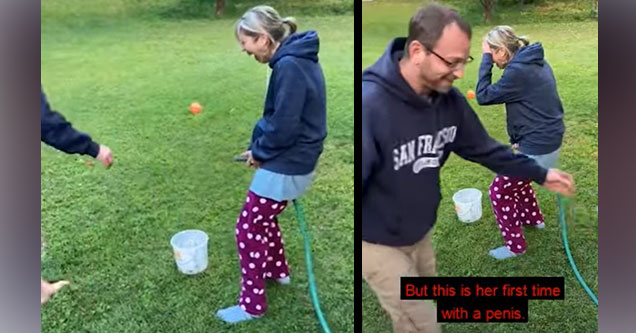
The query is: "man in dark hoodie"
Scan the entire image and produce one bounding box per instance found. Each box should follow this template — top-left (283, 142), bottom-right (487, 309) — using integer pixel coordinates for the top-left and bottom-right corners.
top-left (361, 4), bottom-right (574, 332)
top-left (41, 86), bottom-right (113, 304)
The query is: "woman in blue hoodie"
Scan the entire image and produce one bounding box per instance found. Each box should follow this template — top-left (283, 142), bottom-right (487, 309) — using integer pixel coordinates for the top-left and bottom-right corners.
top-left (216, 5), bottom-right (327, 324)
top-left (476, 26), bottom-right (565, 260)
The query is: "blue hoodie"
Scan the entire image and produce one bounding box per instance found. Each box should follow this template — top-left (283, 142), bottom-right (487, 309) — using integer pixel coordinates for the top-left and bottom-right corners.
top-left (476, 43), bottom-right (565, 155)
top-left (41, 86), bottom-right (100, 157)
top-left (362, 38), bottom-right (548, 246)
top-left (249, 31), bottom-right (327, 175)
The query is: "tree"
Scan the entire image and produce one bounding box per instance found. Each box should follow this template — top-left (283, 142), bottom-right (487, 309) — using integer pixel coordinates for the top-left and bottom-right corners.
top-left (480, 0), bottom-right (495, 22)
top-left (216, 0), bottom-right (225, 16)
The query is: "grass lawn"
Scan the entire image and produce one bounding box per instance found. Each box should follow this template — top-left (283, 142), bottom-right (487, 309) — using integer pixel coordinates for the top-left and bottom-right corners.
top-left (41, 8), bottom-right (353, 333)
top-left (362, 1), bottom-right (597, 332)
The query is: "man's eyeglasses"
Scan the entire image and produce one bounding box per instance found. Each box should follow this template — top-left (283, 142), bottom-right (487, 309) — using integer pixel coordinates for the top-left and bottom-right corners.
top-left (428, 48), bottom-right (473, 70)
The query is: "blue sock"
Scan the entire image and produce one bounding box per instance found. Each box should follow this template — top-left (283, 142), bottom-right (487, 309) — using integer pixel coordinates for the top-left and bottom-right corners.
top-left (489, 246), bottom-right (523, 260)
top-left (534, 223), bottom-right (545, 229)
top-left (216, 305), bottom-right (259, 324)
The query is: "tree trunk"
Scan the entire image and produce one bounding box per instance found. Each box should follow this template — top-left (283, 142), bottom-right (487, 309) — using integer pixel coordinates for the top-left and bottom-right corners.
top-left (216, 0), bottom-right (225, 16)
top-left (480, 0), bottom-right (494, 23)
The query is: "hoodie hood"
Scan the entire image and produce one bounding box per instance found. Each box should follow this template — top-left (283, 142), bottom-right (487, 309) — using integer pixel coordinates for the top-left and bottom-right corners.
top-left (269, 31), bottom-right (319, 67)
top-left (362, 37), bottom-right (451, 108)
top-left (510, 42), bottom-right (545, 66)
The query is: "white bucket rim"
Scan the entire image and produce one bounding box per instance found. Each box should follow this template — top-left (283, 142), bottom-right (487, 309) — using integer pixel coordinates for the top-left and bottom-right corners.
top-left (452, 188), bottom-right (482, 203)
top-left (170, 229), bottom-right (209, 250)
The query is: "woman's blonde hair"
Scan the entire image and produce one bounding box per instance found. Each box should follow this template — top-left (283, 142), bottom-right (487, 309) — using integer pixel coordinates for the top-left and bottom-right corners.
top-left (235, 6), bottom-right (297, 45)
top-left (486, 25), bottom-right (530, 60)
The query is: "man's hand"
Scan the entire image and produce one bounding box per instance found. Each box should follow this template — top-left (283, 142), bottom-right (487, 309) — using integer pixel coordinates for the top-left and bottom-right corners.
top-left (542, 169), bottom-right (576, 197)
top-left (96, 145), bottom-right (114, 167)
top-left (41, 278), bottom-right (70, 305)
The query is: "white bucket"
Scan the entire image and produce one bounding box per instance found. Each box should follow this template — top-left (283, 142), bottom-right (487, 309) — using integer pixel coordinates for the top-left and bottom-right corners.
top-left (452, 188), bottom-right (482, 223)
top-left (170, 230), bottom-right (209, 275)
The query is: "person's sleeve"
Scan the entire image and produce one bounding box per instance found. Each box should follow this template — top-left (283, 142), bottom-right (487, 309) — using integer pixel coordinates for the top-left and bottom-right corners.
top-left (362, 87), bottom-right (379, 190)
top-left (452, 101), bottom-right (547, 184)
top-left (41, 88), bottom-right (100, 157)
top-left (475, 53), bottom-right (524, 105)
top-left (250, 59), bottom-right (306, 162)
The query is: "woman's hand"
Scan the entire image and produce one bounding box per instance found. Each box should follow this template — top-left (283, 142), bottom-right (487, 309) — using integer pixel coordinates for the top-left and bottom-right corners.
top-left (482, 36), bottom-right (492, 54)
top-left (241, 151), bottom-right (261, 169)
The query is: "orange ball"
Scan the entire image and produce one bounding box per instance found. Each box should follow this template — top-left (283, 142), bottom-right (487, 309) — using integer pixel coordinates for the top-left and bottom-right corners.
top-left (189, 102), bottom-right (202, 114)
top-left (467, 90), bottom-right (475, 100)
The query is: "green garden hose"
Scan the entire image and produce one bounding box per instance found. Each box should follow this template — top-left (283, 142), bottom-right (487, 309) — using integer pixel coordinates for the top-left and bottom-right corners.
top-left (556, 194), bottom-right (598, 306)
top-left (293, 199), bottom-right (332, 333)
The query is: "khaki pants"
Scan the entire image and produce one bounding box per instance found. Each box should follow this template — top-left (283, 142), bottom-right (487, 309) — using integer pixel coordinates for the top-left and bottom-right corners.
top-left (362, 230), bottom-right (441, 333)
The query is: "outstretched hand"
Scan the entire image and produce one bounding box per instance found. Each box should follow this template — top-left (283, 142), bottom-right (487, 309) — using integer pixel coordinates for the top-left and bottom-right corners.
top-left (41, 278), bottom-right (70, 305)
top-left (542, 169), bottom-right (575, 197)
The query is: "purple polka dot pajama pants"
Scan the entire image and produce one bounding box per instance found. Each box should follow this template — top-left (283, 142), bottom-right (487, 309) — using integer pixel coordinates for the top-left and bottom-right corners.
top-left (489, 175), bottom-right (545, 254)
top-left (235, 191), bottom-right (290, 316)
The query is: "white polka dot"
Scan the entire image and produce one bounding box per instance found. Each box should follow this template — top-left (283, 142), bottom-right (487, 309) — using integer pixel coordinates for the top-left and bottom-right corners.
top-left (513, 213), bottom-right (517, 218)
top-left (257, 215), bottom-right (263, 220)
top-left (502, 232), bottom-right (506, 236)
top-left (279, 249), bottom-right (284, 255)
top-left (268, 256), bottom-right (273, 261)
top-left (241, 304), bottom-right (247, 311)
top-left (272, 204), bottom-right (278, 209)
top-left (276, 261), bottom-right (282, 267)
top-left (267, 272), bottom-right (272, 277)
top-left (498, 224), bottom-right (502, 229)
top-left (277, 231), bottom-right (281, 237)
top-left (263, 237), bottom-right (269, 243)
top-left (269, 215), bottom-right (275, 219)
top-left (496, 194), bottom-right (501, 199)
top-left (532, 202), bottom-right (536, 207)
top-left (263, 222), bottom-right (269, 227)
top-left (507, 240), bottom-right (513, 245)
top-left (537, 220), bottom-right (542, 224)
top-left (239, 254), bottom-right (242, 260)
top-left (505, 196), bottom-right (510, 200)
top-left (247, 280), bottom-right (253, 285)
top-left (249, 263), bottom-right (255, 269)
top-left (260, 289), bottom-right (265, 295)
top-left (243, 223), bottom-right (249, 230)
top-left (239, 297), bottom-right (243, 303)
top-left (522, 191), bottom-right (526, 195)
top-left (503, 215), bottom-right (508, 220)
top-left (255, 252), bottom-right (260, 259)
top-left (494, 187), bottom-right (499, 191)
top-left (493, 201), bottom-right (497, 206)
top-left (518, 181), bottom-right (524, 185)
top-left (504, 176), bottom-right (509, 180)
top-left (246, 197), bottom-right (250, 203)
top-left (256, 235), bottom-right (261, 241)
top-left (269, 242), bottom-right (275, 247)
top-left (242, 268), bottom-right (247, 274)
top-left (269, 233), bottom-right (273, 237)
top-left (262, 262), bottom-right (267, 268)
top-left (236, 228), bottom-right (239, 235)
top-left (247, 233), bottom-right (253, 239)
top-left (256, 305), bottom-right (262, 310)
top-left (272, 223), bottom-right (276, 228)
top-left (532, 212), bottom-right (537, 216)
top-left (253, 288), bottom-right (259, 294)
top-left (506, 245), bottom-right (512, 250)
top-left (242, 210), bottom-right (247, 217)
top-left (239, 242), bottom-right (245, 249)
top-left (525, 198), bottom-right (529, 202)
top-left (260, 198), bottom-right (267, 204)
top-left (521, 213), bottom-right (525, 217)
top-left (517, 245), bottom-right (522, 249)
top-left (246, 297), bottom-right (251, 304)
top-left (496, 177), bottom-right (499, 182)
